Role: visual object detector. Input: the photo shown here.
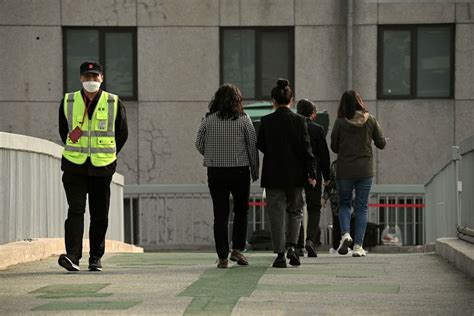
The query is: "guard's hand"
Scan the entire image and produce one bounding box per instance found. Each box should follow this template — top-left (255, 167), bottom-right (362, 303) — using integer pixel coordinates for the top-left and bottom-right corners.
top-left (308, 178), bottom-right (316, 188)
top-left (323, 180), bottom-right (330, 186)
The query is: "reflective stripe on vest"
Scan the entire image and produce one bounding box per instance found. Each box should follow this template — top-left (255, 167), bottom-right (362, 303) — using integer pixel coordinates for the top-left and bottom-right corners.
top-left (64, 145), bottom-right (117, 154)
top-left (62, 91), bottom-right (118, 167)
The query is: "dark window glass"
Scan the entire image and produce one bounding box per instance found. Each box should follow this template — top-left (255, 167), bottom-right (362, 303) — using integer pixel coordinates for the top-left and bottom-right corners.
top-left (105, 32), bottom-right (134, 97)
top-left (417, 27), bottom-right (451, 97)
top-left (378, 25), bottom-right (454, 99)
top-left (222, 29), bottom-right (256, 98)
top-left (221, 27), bottom-right (294, 100)
top-left (65, 29), bottom-right (99, 93)
top-left (260, 30), bottom-right (291, 98)
top-left (64, 27), bottom-right (137, 100)
top-left (382, 30), bottom-right (411, 96)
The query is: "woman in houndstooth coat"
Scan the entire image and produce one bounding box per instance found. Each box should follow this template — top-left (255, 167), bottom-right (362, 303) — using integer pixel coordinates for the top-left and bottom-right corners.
top-left (195, 84), bottom-right (259, 269)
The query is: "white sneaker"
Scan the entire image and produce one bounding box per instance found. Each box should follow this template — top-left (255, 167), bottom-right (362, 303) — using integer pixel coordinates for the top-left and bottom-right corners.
top-left (337, 233), bottom-right (353, 255)
top-left (352, 244), bottom-right (366, 257)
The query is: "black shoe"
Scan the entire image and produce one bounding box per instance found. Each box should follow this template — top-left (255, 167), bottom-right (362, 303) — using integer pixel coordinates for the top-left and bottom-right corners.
top-left (286, 247), bottom-right (301, 266)
top-left (272, 255), bottom-right (287, 268)
top-left (295, 248), bottom-right (305, 257)
top-left (88, 256), bottom-right (102, 271)
top-left (305, 240), bottom-right (318, 258)
top-left (58, 254), bottom-right (79, 272)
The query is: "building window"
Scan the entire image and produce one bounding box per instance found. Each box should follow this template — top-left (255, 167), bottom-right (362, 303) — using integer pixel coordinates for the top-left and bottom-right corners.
top-left (378, 25), bottom-right (454, 99)
top-left (63, 27), bottom-right (137, 100)
top-left (221, 27), bottom-right (294, 100)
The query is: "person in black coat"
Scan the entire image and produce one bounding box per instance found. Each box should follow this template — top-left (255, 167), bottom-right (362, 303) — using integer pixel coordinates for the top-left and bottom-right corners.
top-left (295, 99), bottom-right (330, 257)
top-left (257, 79), bottom-right (316, 268)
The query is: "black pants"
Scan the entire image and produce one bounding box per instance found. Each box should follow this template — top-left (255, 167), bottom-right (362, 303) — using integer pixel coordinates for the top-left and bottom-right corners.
top-left (207, 167), bottom-right (250, 259)
top-left (62, 172), bottom-right (112, 261)
top-left (332, 213), bottom-right (342, 250)
top-left (297, 183), bottom-right (322, 248)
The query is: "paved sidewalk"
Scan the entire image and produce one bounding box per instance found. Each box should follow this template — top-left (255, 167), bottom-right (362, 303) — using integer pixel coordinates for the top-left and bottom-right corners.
top-left (0, 251), bottom-right (473, 315)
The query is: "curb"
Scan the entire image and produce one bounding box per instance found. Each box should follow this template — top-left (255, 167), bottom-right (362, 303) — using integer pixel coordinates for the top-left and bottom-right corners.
top-left (436, 237), bottom-right (474, 278)
top-left (0, 238), bottom-right (143, 270)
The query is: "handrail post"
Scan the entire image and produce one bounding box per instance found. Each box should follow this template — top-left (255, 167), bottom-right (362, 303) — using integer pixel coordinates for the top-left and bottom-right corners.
top-left (452, 146), bottom-right (462, 229)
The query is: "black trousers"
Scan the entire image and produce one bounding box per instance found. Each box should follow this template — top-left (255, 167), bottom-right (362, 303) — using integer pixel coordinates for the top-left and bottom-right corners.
top-left (332, 213), bottom-right (342, 250)
top-left (297, 183), bottom-right (322, 248)
top-left (62, 172), bottom-right (112, 261)
top-left (207, 167), bottom-right (250, 259)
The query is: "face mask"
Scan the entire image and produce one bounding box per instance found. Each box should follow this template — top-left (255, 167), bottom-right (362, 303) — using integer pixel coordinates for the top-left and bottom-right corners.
top-left (82, 81), bottom-right (101, 93)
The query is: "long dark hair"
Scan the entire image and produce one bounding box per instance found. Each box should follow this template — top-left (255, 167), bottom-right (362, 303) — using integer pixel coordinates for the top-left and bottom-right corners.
top-left (337, 90), bottom-right (368, 119)
top-left (208, 84), bottom-right (244, 120)
top-left (271, 78), bottom-right (293, 106)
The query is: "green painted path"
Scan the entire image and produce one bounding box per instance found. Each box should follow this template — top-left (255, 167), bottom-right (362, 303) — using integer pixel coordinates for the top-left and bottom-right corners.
top-left (0, 252), bottom-right (473, 315)
top-left (179, 256), bottom-right (273, 315)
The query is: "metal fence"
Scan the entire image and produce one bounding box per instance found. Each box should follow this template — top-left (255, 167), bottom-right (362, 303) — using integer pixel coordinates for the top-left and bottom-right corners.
top-left (367, 185), bottom-right (425, 246)
top-left (0, 132), bottom-right (125, 245)
top-left (124, 184), bottom-right (425, 249)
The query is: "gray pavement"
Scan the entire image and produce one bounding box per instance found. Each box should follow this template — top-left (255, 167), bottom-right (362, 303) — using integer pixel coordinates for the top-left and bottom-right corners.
top-left (0, 251), bottom-right (473, 315)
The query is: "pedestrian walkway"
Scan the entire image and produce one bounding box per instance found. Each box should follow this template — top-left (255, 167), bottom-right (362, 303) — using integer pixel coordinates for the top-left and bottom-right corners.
top-left (0, 251), bottom-right (473, 315)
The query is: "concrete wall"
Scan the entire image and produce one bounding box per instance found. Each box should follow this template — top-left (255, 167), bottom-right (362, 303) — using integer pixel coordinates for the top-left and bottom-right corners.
top-left (0, 0), bottom-right (473, 186)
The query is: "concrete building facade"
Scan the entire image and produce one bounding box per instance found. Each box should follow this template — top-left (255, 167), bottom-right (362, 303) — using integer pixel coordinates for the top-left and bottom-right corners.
top-left (1, 0), bottom-right (473, 187)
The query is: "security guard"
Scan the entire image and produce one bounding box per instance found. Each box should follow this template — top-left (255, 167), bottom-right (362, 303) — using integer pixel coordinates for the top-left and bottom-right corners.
top-left (58, 61), bottom-right (128, 272)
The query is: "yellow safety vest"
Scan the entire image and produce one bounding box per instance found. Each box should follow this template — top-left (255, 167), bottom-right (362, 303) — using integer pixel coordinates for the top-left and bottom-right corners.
top-left (62, 90), bottom-right (118, 167)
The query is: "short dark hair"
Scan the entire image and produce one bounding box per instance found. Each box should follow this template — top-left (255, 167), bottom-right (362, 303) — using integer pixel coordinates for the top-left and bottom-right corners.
top-left (208, 84), bottom-right (244, 120)
top-left (337, 90), bottom-right (367, 119)
top-left (271, 78), bottom-right (292, 106)
top-left (296, 99), bottom-right (316, 118)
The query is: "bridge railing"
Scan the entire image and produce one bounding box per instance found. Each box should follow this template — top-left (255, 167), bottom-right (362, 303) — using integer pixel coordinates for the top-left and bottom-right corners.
top-left (459, 136), bottom-right (474, 242)
top-left (0, 132), bottom-right (124, 245)
top-left (124, 184), bottom-right (425, 249)
top-left (424, 135), bottom-right (474, 244)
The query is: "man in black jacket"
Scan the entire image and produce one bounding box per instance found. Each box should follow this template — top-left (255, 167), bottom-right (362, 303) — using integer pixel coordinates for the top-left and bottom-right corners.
top-left (257, 79), bottom-right (316, 268)
top-left (58, 61), bottom-right (128, 272)
top-left (295, 99), bottom-right (330, 257)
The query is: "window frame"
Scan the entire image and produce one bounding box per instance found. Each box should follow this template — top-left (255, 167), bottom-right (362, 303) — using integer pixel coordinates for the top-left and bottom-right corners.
top-left (220, 27), bottom-right (295, 101)
top-left (62, 26), bottom-right (138, 101)
top-left (377, 24), bottom-right (455, 100)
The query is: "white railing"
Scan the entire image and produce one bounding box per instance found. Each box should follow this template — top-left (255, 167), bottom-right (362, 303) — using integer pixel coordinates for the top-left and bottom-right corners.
top-left (0, 132), bottom-right (124, 245)
top-left (459, 136), bottom-right (474, 239)
top-left (425, 135), bottom-right (474, 243)
top-left (124, 184), bottom-right (425, 249)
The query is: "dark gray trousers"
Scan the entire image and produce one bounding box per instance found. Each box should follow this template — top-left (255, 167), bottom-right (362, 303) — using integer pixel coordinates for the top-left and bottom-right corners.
top-left (266, 187), bottom-right (304, 253)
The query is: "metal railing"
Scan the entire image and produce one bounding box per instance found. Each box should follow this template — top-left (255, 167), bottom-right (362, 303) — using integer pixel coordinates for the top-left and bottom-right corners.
top-left (124, 184), bottom-right (425, 249)
top-left (0, 132), bottom-right (125, 245)
top-left (367, 185), bottom-right (425, 246)
top-left (425, 135), bottom-right (474, 244)
top-left (459, 136), bottom-right (474, 242)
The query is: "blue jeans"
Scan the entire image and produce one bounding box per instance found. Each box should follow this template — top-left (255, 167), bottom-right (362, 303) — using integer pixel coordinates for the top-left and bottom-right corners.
top-left (337, 177), bottom-right (373, 245)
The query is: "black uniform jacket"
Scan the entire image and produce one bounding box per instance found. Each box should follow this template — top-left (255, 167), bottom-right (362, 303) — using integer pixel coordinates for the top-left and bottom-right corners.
top-left (307, 118), bottom-right (330, 182)
top-left (257, 106), bottom-right (316, 189)
top-left (58, 89), bottom-right (128, 176)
